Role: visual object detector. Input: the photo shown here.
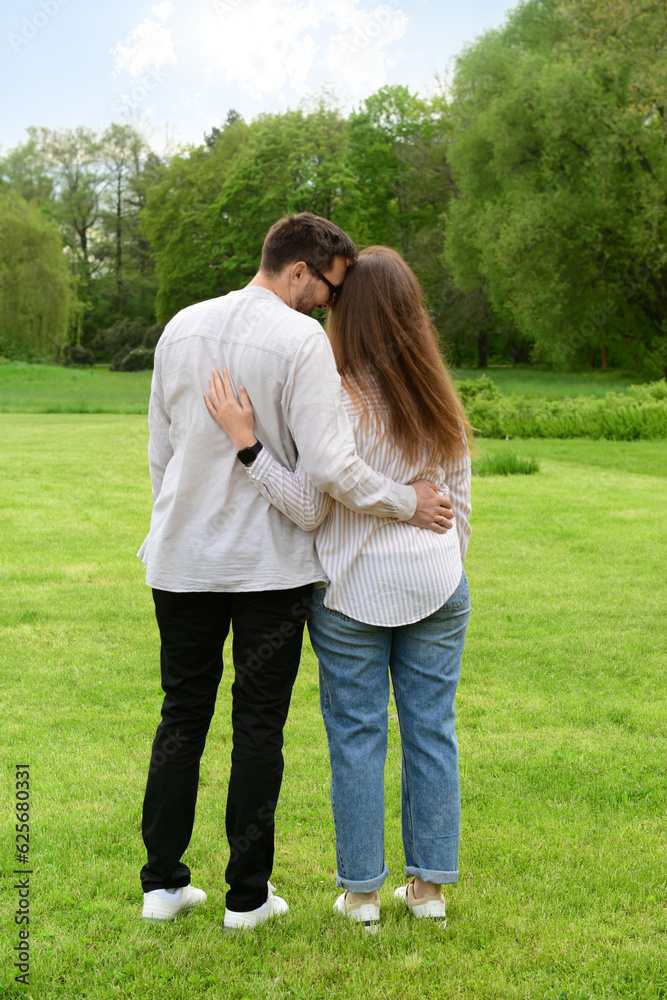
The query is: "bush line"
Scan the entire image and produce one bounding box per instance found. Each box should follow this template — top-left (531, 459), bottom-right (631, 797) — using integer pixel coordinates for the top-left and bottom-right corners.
top-left (458, 379), bottom-right (667, 440)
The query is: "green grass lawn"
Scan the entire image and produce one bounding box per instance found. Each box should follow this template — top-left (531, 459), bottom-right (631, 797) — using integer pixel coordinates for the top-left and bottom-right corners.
top-left (0, 364), bottom-right (152, 413)
top-left (453, 366), bottom-right (641, 398)
top-left (1, 416), bottom-right (666, 999)
top-left (0, 363), bottom-right (649, 416)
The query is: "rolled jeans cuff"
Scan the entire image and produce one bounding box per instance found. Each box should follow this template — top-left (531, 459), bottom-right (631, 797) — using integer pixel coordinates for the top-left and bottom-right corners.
top-left (337, 863), bottom-right (389, 893)
top-left (405, 866), bottom-right (459, 885)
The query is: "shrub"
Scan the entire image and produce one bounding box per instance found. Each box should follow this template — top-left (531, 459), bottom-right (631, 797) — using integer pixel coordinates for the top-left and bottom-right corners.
top-left (472, 452), bottom-right (540, 476)
top-left (462, 378), bottom-right (667, 440)
top-left (455, 377), bottom-right (501, 404)
top-left (114, 347), bottom-right (154, 372)
top-left (63, 344), bottom-right (95, 367)
top-left (92, 318), bottom-right (163, 367)
top-left (628, 379), bottom-right (667, 402)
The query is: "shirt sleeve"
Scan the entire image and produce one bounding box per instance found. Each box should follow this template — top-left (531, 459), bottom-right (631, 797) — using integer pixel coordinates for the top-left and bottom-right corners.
top-left (246, 449), bottom-right (333, 531)
top-left (443, 440), bottom-right (472, 562)
top-left (281, 332), bottom-right (417, 520)
top-left (147, 350), bottom-right (173, 502)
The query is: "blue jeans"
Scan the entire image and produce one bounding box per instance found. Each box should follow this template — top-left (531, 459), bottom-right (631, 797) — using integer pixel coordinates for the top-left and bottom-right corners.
top-left (308, 570), bottom-right (470, 892)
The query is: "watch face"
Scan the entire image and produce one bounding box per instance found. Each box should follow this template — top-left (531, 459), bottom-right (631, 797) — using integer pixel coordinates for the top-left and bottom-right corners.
top-left (238, 442), bottom-right (261, 465)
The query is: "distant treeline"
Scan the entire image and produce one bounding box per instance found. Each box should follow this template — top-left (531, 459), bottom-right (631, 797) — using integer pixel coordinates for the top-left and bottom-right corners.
top-left (1, 0), bottom-right (665, 376)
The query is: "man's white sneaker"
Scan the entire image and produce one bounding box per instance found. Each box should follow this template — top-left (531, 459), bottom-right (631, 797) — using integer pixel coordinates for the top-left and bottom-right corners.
top-left (394, 879), bottom-right (447, 924)
top-left (223, 883), bottom-right (288, 930)
top-left (142, 885), bottom-right (207, 922)
top-left (333, 890), bottom-right (380, 933)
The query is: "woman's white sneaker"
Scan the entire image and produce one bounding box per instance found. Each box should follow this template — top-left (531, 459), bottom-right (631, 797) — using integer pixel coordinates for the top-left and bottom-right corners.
top-left (142, 885), bottom-right (207, 922)
top-left (394, 880), bottom-right (447, 924)
top-left (333, 891), bottom-right (380, 932)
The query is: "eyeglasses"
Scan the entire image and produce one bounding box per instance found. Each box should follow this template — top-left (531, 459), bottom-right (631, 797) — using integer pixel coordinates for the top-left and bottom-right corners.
top-left (306, 263), bottom-right (343, 305)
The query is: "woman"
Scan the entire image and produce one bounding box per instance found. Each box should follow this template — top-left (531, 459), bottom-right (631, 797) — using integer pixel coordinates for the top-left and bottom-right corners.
top-left (205, 246), bottom-right (472, 931)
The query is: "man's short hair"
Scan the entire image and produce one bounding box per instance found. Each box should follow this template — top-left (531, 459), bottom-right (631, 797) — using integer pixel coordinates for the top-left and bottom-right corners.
top-left (260, 213), bottom-right (357, 276)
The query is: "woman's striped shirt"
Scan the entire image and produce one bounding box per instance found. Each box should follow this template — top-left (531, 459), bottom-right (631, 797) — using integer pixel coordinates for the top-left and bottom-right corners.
top-left (246, 385), bottom-right (471, 627)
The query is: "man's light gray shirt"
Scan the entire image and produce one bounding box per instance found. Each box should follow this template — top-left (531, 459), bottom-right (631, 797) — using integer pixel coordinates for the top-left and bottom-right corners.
top-left (139, 287), bottom-right (418, 592)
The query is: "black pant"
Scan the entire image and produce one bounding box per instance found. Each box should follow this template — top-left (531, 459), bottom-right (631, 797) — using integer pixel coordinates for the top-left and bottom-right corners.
top-left (140, 585), bottom-right (312, 911)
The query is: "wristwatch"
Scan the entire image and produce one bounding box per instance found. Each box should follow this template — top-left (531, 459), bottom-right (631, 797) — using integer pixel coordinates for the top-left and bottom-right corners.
top-left (237, 440), bottom-right (263, 466)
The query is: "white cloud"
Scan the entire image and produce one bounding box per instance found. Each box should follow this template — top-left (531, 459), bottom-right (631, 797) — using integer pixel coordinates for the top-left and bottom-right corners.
top-left (324, 4), bottom-right (408, 95)
top-left (201, 0), bottom-right (321, 100)
top-left (184, 93), bottom-right (201, 107)
top-left (112, 3), bottom-right (178, 79)
top-left (198, 0), bottom-right (407, 103)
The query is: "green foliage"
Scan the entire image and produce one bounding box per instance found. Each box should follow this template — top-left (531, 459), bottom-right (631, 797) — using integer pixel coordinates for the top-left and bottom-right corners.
top-left (0, 124), bottom-right (161, 346)
top-left (92, 316), bottom-right (162, 366)
top-left (472, 450), bottom-right (540, 475)
top-left (63, 344), bottom-right (95, 367)
top-left (140, 87), bottom-right (501, 362)
top-left (627, 378), bottom-right (667, 402)
top-left (0, 193), bottom-right (72, 361)
top-left (112, 346), bottom-right (154, 371)
top-left (0, 126), bottom-right (53, 203)
top-left (444, 0), bottom-right (667, 375)
top-left (2, 23), bottom-right (666, 377)
top-left (455, 376), bottom-right (502, 403)
top-left (463, 378), bottom-right (667, 439)
top-left (142, 106), bottom-right (354, 323)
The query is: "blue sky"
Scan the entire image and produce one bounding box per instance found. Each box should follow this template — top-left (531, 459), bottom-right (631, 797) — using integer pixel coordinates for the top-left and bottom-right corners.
top-left (1, 0), bottom-right (513, 153)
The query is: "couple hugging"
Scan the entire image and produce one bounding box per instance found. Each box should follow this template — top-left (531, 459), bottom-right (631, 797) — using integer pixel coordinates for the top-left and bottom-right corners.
top-left (138, 212), bottom-right (472, 932)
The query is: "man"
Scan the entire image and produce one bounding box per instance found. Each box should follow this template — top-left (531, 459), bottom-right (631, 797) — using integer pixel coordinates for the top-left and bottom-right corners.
top-left (138, 213), bottom-right (453, 929)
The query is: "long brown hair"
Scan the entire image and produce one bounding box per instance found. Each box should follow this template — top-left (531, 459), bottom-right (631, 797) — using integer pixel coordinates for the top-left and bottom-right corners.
top-left (327, 246), bottom-right (472, 465)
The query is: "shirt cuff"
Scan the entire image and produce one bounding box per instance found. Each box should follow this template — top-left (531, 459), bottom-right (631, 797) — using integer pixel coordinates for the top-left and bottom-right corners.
top-left (245, 447), bottom-right (275, 482)
top-left (389, 482), bottom-right (417, 520)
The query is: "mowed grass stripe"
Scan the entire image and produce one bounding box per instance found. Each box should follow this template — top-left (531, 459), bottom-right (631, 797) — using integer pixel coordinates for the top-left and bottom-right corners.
top-left (1, 416), bottom-right (666, 1000)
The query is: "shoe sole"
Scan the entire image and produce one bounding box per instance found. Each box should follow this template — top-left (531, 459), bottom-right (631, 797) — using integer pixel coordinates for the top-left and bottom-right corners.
top-left (223, 904), bottom-right (288, 931)
top-left (142, 904), bottom-right (198, 923)
top-left (223, 915), bottom-right (287, 931)
top-left (334, 897), bottom-right (380, 933)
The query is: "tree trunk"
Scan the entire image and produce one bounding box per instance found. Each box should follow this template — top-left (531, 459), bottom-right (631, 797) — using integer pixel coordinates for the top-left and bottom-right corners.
top-left (116, 173), bottom-right (123, 309)
top-left (477, 327), bottom-right (488, 368)
top-left (601, 342), bottom-right (608, 369)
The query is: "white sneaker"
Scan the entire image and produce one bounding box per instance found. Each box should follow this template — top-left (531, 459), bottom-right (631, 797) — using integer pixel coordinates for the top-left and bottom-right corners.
top-left (223, 883), bottom-right (288, 930)
top-left (333, 891), bottom-right (380, 933)
top-left (142, 885), bottom-right (207, 922)
top-left (394, 880), bottom-right (447, 924)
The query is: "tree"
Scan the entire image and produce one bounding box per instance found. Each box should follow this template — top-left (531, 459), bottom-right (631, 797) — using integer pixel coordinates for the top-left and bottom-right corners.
top-left (85, 124), bottom-right (161, 333)
top-left (204, 109), bottom-right (245, 148)
top-left (443, 0), bottom-right (667, 374)
top-left (141, 131), bottom-right (248, 325)
top-left (99, 124), bottom-right (146, 311)
top-left (38, 127), bottom-right (104, 271)
top-left (143, 105), bottom-right (351, 323)
top-left (0, 194), bottom-right (73, 361)
top-left (0, 127), bottom-right (53, 205)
